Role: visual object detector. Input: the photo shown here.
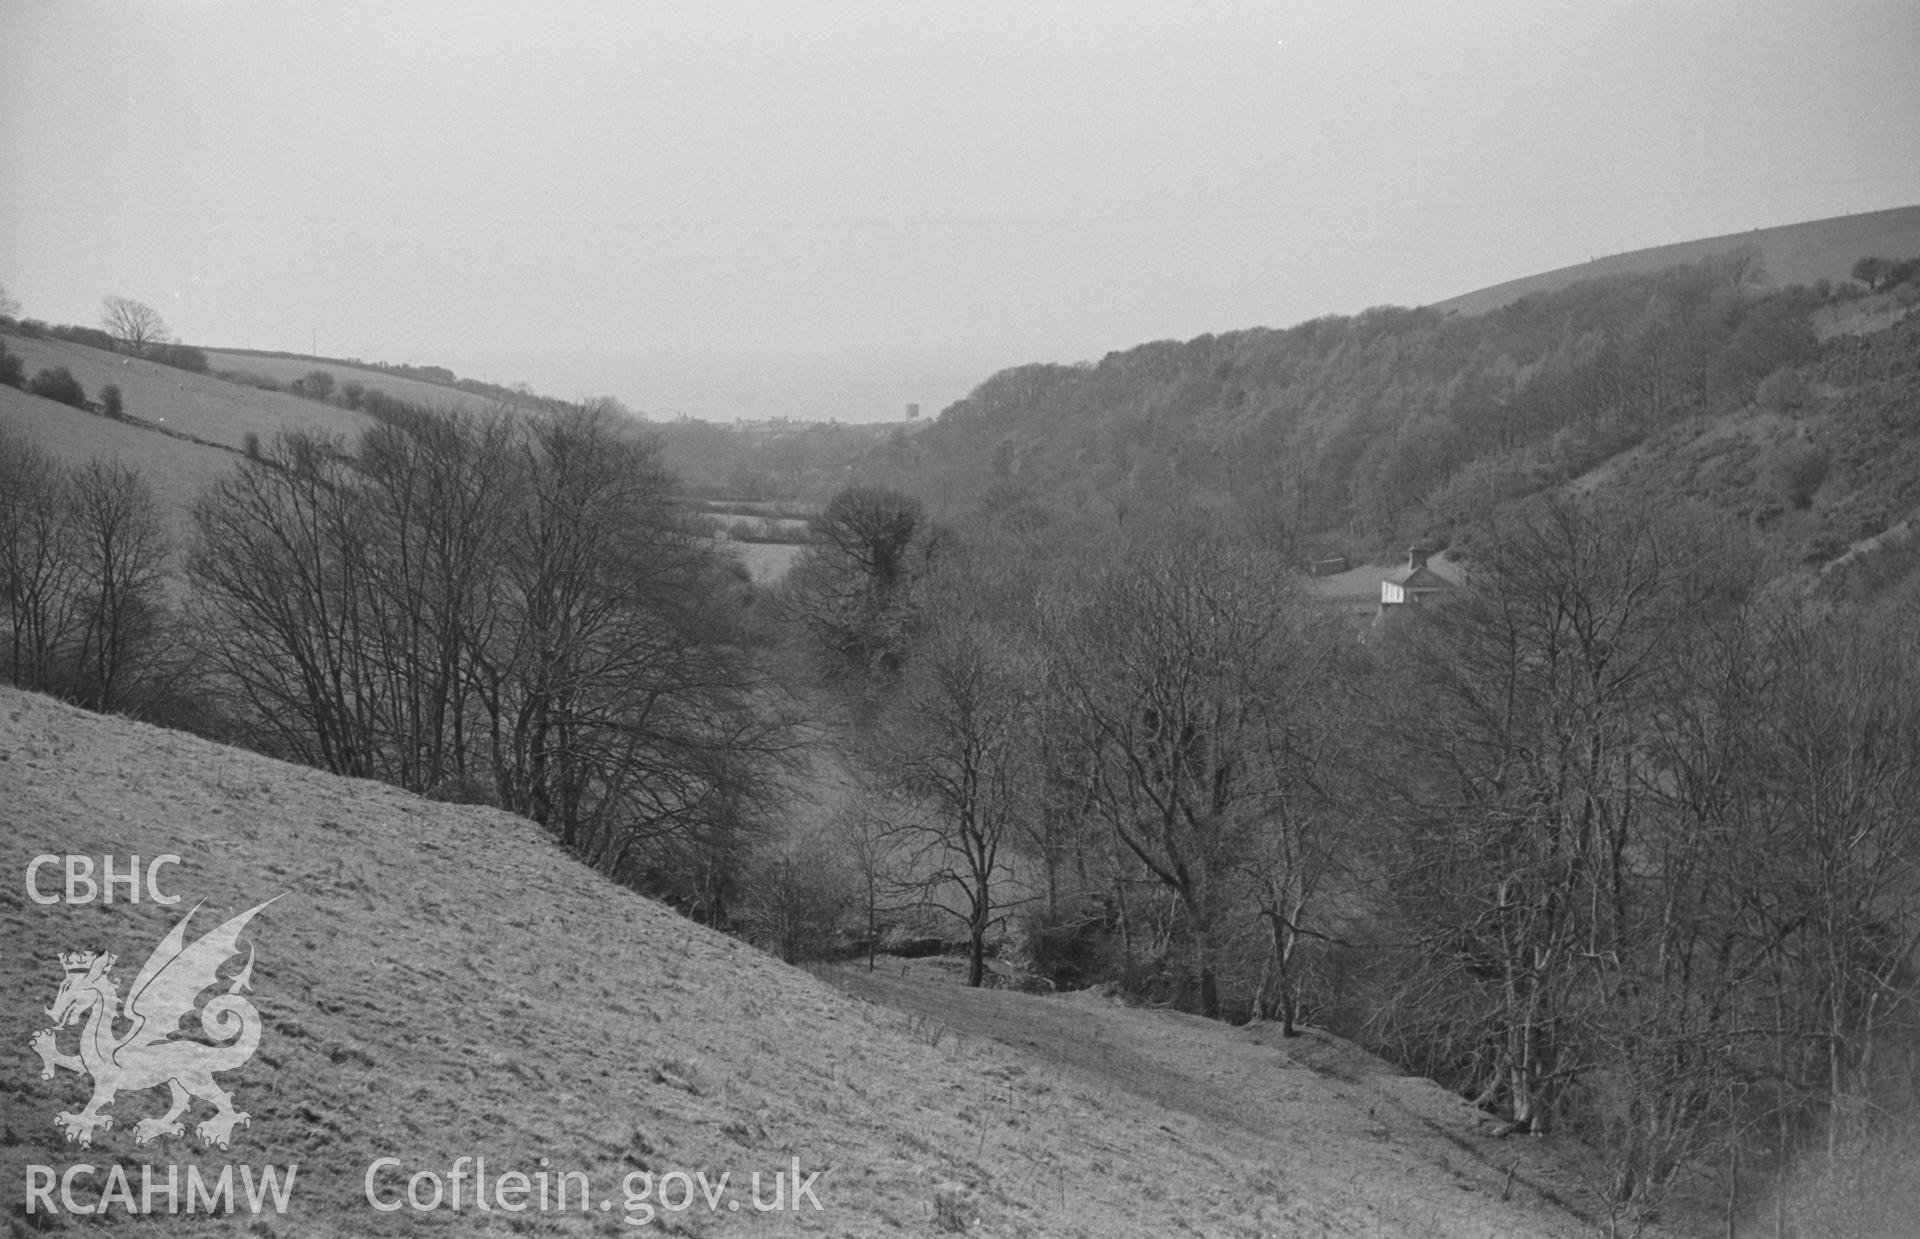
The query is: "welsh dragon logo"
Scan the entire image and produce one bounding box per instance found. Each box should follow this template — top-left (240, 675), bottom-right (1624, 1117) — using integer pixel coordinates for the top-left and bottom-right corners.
top-left (30, 896), bottom-right (281, 1150)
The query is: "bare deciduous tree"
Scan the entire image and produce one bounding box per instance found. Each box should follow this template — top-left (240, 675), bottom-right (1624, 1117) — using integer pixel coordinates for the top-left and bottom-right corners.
top-left (877, 571), bottom-right (1040, 986)
top-left (1048, 536), bottom-right (1319, 1019)
top-left (63, 458), bottom-right (169, 712)
top-left (737, 824), bottom-right (853, 964)
top-left (780, 484), bottom-right (945, 698)
top-left (836, 788), bottom-right (904, 972)
top-left (189, 400), bottom-right (788, 915)
top-left (0, 429), bottom-right (170, 713)
top-left (190, 429), bottom-right (383, 773)
top-left (0, 430), bottom-right (84, 692)
top-left (100, 295), bottom-right (172, 358)
top-left (1372, 495), bottom-right (1746, 1138)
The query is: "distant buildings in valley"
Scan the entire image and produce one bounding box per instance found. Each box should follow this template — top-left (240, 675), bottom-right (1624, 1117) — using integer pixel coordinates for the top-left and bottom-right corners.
top-left (1304, 546), bottom-right (1461, 632)
top-left (1379, 546), bottom-right (1456, 610)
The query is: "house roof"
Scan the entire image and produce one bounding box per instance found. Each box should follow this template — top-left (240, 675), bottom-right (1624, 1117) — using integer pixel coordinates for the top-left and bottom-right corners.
top-left (1385, 564), bottom-right (1454, 591)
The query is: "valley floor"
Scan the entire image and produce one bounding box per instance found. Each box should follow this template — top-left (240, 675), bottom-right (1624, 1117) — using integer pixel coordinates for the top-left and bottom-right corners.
top-left (831, 958), bottom-right (1609, 1239)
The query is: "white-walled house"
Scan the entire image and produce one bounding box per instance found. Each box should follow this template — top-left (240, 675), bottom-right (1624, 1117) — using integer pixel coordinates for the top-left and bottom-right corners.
top-left (1379, 546), bottom-right (1456, 609)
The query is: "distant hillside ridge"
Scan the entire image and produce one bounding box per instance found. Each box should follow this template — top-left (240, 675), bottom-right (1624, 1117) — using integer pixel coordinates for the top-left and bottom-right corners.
top-left (1431, 203), bottom-right (1920, 316)
top-left (855, 237), bottom-right (1920, 593)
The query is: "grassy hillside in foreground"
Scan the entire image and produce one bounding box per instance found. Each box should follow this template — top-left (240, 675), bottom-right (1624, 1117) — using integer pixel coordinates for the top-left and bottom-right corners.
top-left (0, 687), bottom-right (1600, 1237)
top-left (1430, 204), bottom-right (1920, 316)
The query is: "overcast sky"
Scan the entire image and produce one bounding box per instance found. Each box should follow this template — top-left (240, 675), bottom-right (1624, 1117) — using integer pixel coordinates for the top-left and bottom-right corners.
top-left (3, 2), bottom-right (1917, 422)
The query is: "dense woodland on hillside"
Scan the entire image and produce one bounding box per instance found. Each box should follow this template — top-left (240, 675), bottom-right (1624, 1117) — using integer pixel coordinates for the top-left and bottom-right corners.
top-left (5, 253), bottom-right (1920, 1236)
top-left (855, 252), bottom-right (1920, 599)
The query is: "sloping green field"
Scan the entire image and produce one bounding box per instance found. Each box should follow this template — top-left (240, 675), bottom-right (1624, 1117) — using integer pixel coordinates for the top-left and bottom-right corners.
top-left (6, 335), bottom-right (368, 452)
top-left (202, 351), bottom-right (521, 417)
top-left (1432, 203), bottom-right (1920, 316)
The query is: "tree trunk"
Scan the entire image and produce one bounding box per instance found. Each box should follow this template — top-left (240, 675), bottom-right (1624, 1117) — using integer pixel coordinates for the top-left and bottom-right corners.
top-left (967, 923), bottom-right (988, 988)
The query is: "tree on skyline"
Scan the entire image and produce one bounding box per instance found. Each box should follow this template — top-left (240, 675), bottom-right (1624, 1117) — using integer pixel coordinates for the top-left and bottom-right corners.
top-left (99, 295), bottom-right (173, 358)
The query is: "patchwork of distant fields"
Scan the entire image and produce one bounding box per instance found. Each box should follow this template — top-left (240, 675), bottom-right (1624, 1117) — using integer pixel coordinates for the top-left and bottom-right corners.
top-left (5, 334), bottom-right (812, 582)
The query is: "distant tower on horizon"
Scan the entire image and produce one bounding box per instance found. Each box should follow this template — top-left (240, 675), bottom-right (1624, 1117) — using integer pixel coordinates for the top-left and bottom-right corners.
top-left (907, 403), bottom-right (920, 420)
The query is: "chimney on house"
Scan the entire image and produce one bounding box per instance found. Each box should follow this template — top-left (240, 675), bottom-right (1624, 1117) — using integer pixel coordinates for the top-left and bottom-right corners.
top-left (1407, 545), bottom-right (1429, 572)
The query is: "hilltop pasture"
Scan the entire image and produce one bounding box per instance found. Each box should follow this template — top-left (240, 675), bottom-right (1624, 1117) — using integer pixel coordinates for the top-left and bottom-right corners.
top-left (1429, 203), bottom-right (1920, 317)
